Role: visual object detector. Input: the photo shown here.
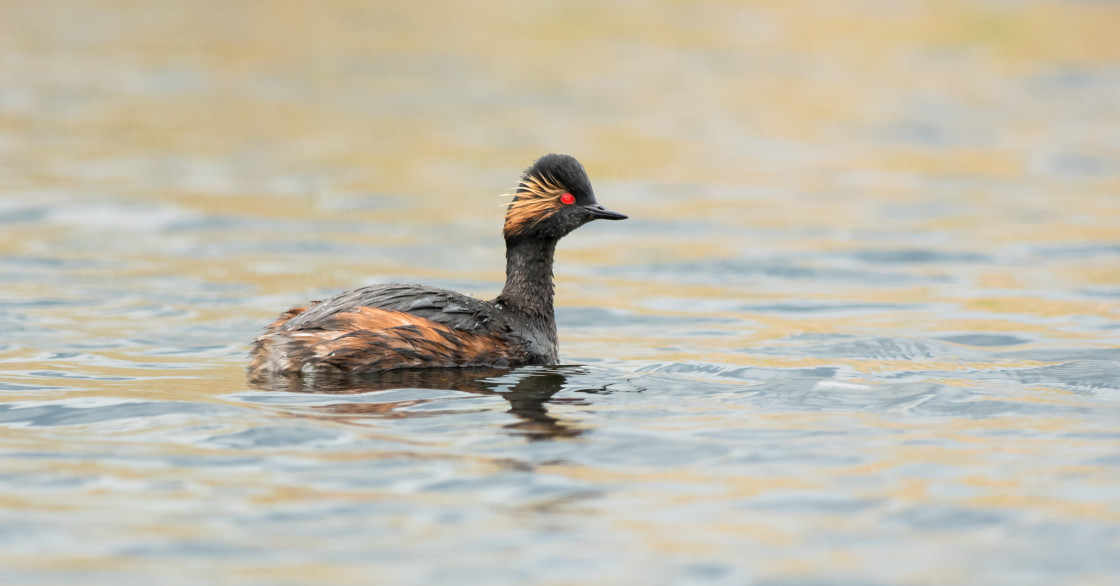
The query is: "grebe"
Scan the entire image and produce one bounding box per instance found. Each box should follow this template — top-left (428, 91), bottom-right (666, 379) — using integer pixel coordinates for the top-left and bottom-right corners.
top-left (249, 154), bottom-right (627, 376)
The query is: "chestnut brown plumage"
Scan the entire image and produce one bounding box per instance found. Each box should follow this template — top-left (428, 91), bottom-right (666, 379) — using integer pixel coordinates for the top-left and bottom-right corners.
top-left (249, 154), bottom-right (627, 376)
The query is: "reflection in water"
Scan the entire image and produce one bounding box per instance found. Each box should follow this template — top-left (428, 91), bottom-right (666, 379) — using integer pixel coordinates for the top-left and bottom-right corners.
top-left (251, 366), bottom-right (605, 440)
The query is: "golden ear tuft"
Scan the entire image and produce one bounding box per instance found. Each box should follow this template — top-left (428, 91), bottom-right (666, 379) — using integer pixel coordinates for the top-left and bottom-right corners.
top-left (502, 173), bottom-right (567, 237)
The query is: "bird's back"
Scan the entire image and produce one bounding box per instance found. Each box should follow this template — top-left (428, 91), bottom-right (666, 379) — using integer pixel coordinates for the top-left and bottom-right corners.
top-left (249, 284), bottom-right (527, 375)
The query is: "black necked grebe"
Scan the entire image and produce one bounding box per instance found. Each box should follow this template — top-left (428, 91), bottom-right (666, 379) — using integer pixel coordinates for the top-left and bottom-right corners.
top-left (248, 154), bottom-right (627, 376)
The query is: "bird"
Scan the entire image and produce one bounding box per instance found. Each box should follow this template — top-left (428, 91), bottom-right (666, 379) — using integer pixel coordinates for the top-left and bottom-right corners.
top-left (248, 154), bottom-right (627, 377)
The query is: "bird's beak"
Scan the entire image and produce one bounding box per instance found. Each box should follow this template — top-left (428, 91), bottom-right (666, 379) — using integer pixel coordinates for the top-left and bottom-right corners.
top-left (584, 203), bottom-right (628, 220)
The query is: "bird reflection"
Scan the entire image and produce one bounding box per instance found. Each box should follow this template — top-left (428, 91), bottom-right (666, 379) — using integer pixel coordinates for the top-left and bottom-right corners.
top-left (249, 366), bottom-right (597, 440)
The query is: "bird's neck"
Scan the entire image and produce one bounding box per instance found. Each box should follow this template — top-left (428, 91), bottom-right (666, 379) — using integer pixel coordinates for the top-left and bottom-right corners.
top-left (496, 237), bottom-right (558, 319)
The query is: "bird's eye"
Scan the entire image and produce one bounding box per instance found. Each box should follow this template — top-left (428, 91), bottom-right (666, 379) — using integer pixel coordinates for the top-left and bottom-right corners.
top-left (560, 193), bottom-right (575, 205)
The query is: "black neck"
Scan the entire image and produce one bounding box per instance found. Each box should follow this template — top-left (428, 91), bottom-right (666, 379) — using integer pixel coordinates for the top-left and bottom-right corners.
top-left (496, 237), bottom-right (558, 318)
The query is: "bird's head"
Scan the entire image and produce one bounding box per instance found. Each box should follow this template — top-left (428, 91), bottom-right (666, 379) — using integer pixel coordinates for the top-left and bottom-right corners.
top-left (503, 154), bottom-right (627, 242)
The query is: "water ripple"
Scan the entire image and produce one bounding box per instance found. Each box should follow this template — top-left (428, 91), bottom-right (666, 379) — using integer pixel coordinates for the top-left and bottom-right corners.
top-left (0, 399), bottom-right (243, 428)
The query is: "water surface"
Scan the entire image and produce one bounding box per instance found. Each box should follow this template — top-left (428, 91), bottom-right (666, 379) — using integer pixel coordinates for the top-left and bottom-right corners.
top-left (1, 1), bottom-right (1119, 584)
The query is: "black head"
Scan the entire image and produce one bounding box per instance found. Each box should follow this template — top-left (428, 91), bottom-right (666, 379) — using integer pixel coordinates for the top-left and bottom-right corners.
top-left (503, 154), bottom-right (627, 241)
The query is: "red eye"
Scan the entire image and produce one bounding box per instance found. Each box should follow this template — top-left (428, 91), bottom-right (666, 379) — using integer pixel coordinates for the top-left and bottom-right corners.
top-left (560, 193), bottom-right (575, 205)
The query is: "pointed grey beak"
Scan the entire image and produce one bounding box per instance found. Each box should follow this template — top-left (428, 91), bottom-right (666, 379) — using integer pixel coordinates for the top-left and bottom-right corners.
top-left (585, 203), bottom-right (628, 220)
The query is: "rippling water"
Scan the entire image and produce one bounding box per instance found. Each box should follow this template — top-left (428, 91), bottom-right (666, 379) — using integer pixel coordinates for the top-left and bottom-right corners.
top-left (2, 1), bottom-right (1119, 584)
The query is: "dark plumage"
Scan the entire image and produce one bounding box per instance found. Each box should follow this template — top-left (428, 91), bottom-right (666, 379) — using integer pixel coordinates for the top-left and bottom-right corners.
top-left (248, 154), bottom-right (627, 376)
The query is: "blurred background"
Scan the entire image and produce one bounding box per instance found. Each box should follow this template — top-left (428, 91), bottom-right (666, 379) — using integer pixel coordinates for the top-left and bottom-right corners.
top-left (1, 1), bottom-right (1118, 584)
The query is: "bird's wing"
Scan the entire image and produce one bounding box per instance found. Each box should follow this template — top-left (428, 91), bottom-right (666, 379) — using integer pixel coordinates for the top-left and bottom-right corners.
top-left (251, 305), bottom-right (520, 374)
top-left (277, 284), bottom-right (505, 335)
